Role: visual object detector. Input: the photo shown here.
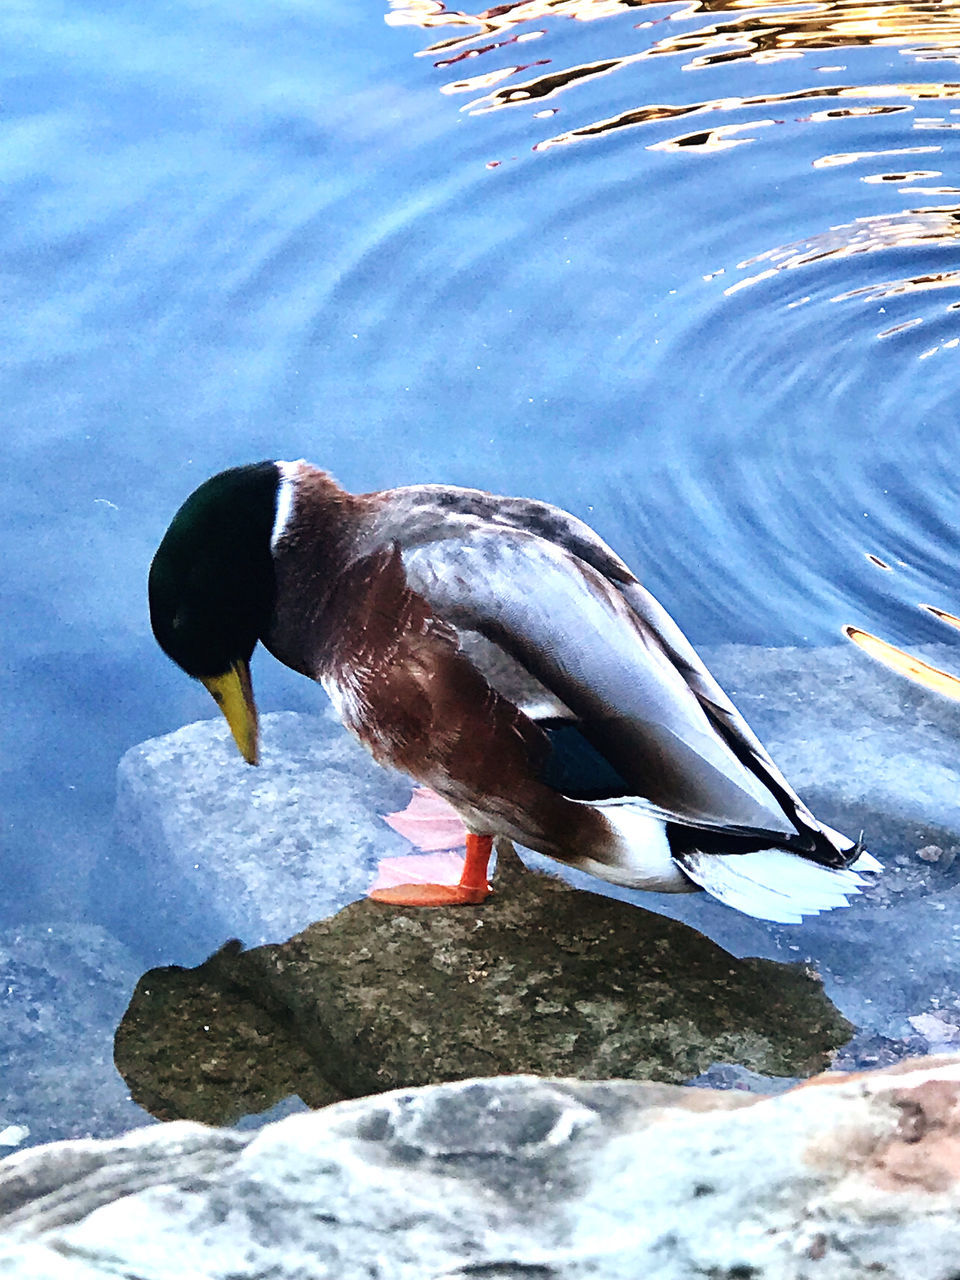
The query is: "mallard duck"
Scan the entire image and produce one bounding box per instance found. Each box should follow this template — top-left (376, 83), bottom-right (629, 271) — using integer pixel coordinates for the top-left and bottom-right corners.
top-left (149, 460), bottom-right (880, 923)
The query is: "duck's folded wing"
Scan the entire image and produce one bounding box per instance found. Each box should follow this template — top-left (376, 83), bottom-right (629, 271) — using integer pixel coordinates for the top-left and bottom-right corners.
top-left (615, 579), bottom-right (827, 842)
top-left (400, 530), bottom-right (796, 836)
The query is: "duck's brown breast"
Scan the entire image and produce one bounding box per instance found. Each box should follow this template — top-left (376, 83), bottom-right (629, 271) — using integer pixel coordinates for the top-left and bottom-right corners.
top-left (315, 544), bottom-right (601, 851)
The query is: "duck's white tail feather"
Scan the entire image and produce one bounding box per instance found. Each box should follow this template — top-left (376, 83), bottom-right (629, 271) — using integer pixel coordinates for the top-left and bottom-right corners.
top-left (679, 848), bottom-right (877, 924)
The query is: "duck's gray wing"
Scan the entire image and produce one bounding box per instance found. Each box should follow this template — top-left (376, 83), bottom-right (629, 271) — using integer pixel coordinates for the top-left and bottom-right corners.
top-left (391, 529), bottom-right (792, 835)
top-left (480, 491), bottom-right (830, 842)
top-left (373, 484), bottom-right (830, 845)
top-left (613, 579), bottom-right (832, 844)
top-left (371, 483), bottom-right (637, 584)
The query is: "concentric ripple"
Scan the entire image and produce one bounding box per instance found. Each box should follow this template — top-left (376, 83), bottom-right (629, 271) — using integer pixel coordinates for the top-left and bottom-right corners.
top-left (374, 0), bottom-right (960, 653)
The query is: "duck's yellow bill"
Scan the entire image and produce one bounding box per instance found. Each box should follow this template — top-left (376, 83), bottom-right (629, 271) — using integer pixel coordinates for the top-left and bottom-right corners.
top-left (201, 660), bottom-right (260, 764)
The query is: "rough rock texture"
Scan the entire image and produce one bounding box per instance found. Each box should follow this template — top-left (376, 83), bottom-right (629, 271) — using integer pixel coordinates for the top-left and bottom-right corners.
top-left (115, 710), bottom-right (411, 948)
top-left (113, 846), bottom-right (850, 1119)
top-left (0, 926), bottom-right (147, 1149)
top-left (113, 941), bottom-right (343, 1125)
top-left (264, 844), bottom-right (851, 1092)
top-left (5, 1059), bottom-right (960, 1278)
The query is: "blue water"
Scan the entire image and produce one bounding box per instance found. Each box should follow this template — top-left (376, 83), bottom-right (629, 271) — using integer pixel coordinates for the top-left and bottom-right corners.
top-left (4, 0), bottom-right (960, 1138)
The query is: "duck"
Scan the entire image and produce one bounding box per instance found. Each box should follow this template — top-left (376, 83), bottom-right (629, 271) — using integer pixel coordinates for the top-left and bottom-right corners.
top-left (149, 459), bottom-right (880, 924)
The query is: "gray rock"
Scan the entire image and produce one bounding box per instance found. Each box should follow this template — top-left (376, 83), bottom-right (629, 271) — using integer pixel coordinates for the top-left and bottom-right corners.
top-left (4, 1059), bottom-right (960, 1278)
top-left (0, 926), bottom-right (147, 1147)
top-left (115, 710), bottom-right (412, 947)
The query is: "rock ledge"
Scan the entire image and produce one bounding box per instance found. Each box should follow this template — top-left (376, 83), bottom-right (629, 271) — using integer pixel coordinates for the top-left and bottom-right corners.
top-left (4, 1059), bottom-right (960, 1278)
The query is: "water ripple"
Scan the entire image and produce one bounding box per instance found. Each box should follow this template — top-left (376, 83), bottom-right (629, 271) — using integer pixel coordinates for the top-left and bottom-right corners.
top-left (389, 0), bottom-right (960, 645)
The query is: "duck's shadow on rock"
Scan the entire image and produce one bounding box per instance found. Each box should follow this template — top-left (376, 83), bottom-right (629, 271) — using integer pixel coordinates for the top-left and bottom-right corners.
top-left (115, 845), bottom-right (853, 1124)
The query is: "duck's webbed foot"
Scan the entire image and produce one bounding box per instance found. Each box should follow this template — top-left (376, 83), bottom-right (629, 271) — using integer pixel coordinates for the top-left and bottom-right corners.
top-left (369, 833), bottom-right (493, 907)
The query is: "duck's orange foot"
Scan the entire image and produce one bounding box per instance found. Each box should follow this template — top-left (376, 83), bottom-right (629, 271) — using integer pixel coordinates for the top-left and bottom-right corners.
top-left (369, 881), bottom-right (492, 907)
top-left (368, 833), bottom-right (494, 908)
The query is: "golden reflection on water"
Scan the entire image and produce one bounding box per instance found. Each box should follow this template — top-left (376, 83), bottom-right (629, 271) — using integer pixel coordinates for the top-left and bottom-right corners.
top-left (814, 144), bottom-right (941, 165)
top-left (922, 604), bottom-right (960, 629)
top-left (832, 268), bottom-right (960, 302)
top-left (388, 0), bottom-right (960, 134)
top-left (723, 205), bottom-right (960, 336)
top-left (845, 625), bottom-right (960, 699)
top-left (846, 566), bottom-right (960, 700)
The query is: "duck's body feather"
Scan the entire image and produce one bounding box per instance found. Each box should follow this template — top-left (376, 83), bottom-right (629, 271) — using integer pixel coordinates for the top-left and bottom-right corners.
top-left (152, 461), bottom-right (879, 922)
top-left (366, 483), bottom-right (829, 844)
top-left (399, 529), bottom-right (793, 835)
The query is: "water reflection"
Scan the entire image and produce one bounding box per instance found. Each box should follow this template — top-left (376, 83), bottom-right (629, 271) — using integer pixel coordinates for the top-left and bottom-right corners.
top-left (114, 941), bottom-right (339, 1125)
top-left (845, 544), bottom-right (960, 697)
top-left (389, 0), bottom-right (960, 128)
top-left (729, 206), bottom-right (960, 293)
top-left (845, 625), bottom-right (960, 697)
top-left (722, 203), bottom-right (960, 354)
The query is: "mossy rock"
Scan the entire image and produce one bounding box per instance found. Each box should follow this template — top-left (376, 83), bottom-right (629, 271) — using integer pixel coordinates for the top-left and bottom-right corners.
top-left (116, 846), bottom-right (852, 1119)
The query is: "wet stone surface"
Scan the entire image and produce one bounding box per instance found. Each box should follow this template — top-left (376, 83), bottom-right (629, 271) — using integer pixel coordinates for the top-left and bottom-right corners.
top-left (0, 926), bottom-right (146, 1149)
top-left (267, 844), bottom-right (852, 1094)
top-left (114, 845), bottom-right (852, 1115)
top-left (6, 1062), bottom-right (960, 1279)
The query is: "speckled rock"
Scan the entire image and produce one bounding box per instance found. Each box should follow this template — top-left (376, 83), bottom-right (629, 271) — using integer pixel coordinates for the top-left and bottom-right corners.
top-left (272, 844), bottom-right (852, 1092)
top-left (114, 842), bottom-right (851, 1119)
top-left (5, 1059), bottom-right (960, 1278)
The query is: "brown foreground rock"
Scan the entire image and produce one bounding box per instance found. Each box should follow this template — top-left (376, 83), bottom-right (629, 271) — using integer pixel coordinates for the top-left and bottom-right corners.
top-left (4, 1058), bottom-right (960, 1278)
top-left (115, 845), bottom-right (851, 1120)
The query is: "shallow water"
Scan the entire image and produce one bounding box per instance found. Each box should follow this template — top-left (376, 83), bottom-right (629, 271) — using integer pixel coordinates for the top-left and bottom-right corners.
top-left (3, 0), bottom-right (960, 1142)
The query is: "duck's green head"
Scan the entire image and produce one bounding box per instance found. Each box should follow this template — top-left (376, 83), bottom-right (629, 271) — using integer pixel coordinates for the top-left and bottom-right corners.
top-left (149, 462), bottom-right (282, 765)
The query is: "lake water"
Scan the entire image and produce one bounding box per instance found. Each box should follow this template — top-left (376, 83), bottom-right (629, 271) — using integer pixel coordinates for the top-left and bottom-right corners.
top-left (4, 0), bottom-right (960, 1141)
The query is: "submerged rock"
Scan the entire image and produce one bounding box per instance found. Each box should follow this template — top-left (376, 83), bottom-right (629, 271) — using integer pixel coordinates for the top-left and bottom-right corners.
top-left (5, 1058), bottom-right (960, 1278)
top-left (0, 925), bottom-right (146, 1148)
top-left (114, 845), bottom-right (850, 1118)
top-left (273, 843), bottom-right (852, 1092)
